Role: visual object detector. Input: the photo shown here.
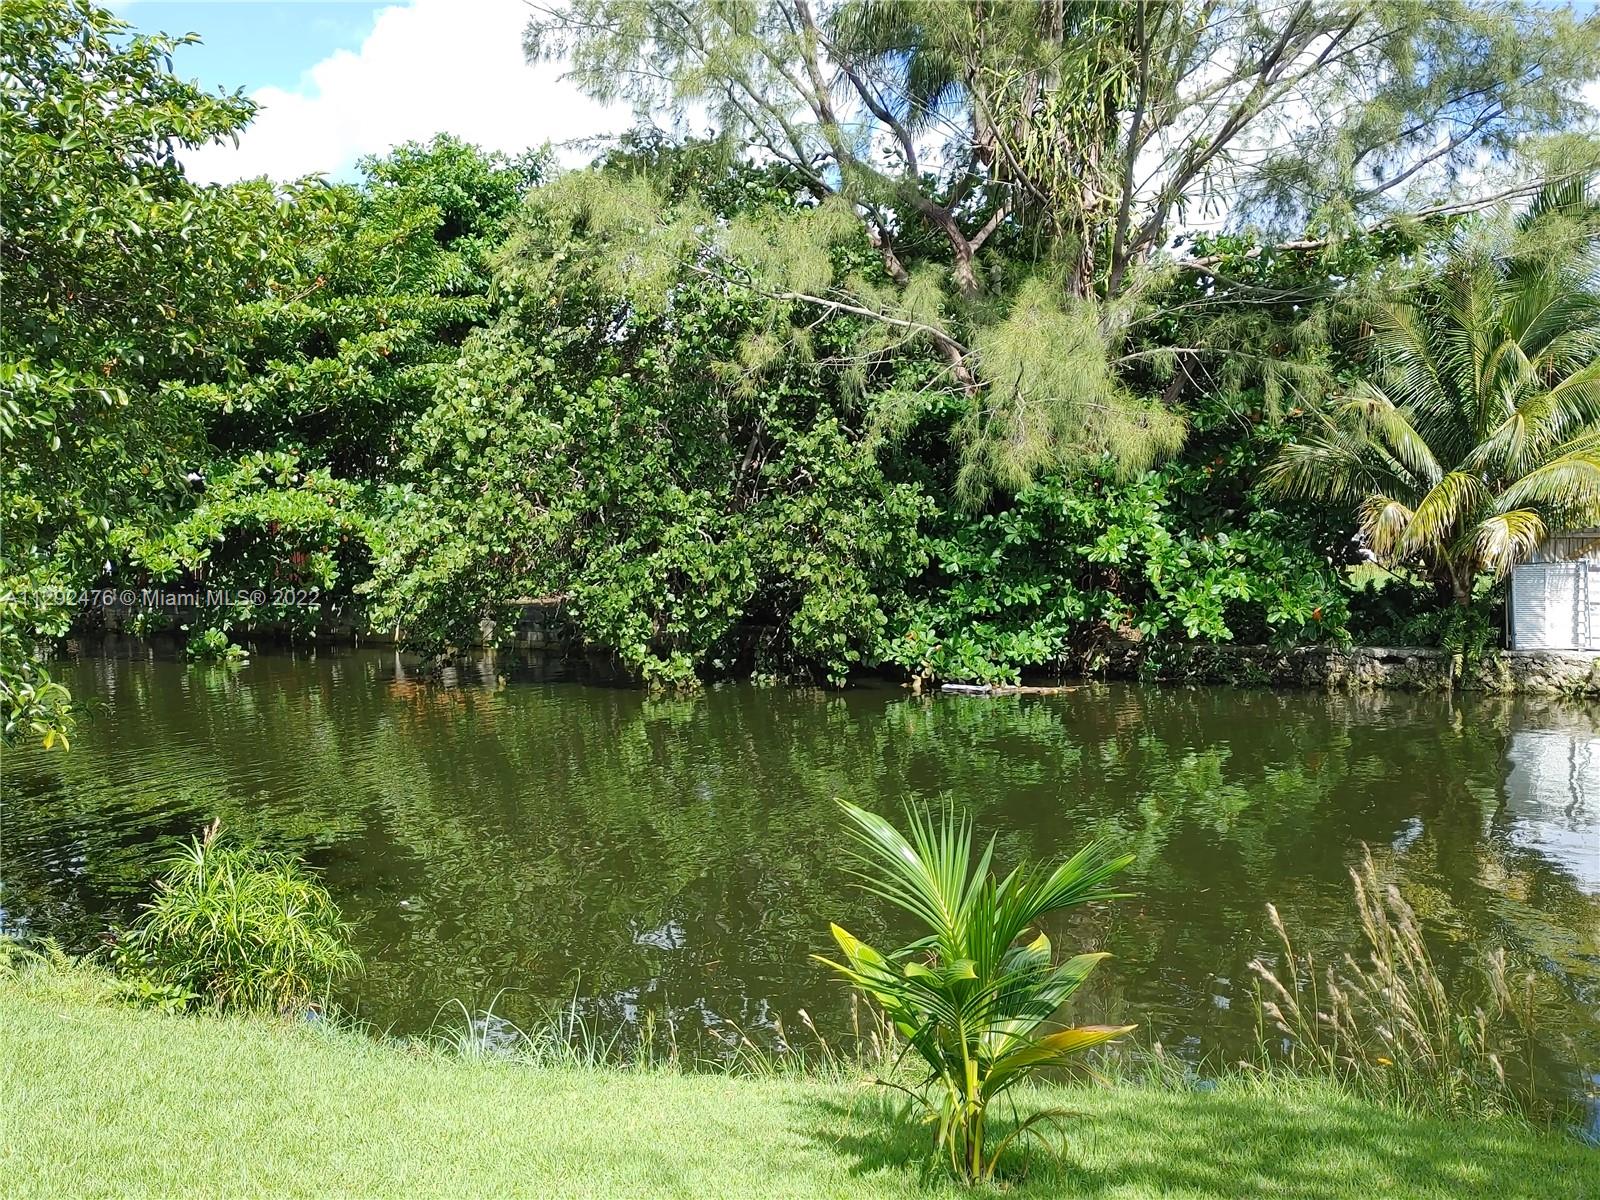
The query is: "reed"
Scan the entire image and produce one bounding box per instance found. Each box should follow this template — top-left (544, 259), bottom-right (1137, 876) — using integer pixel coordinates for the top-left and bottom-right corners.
top-left (1249, 847), bottom-right (1539, 1121)
top-left (431, 988), bottom-right (904, 1081)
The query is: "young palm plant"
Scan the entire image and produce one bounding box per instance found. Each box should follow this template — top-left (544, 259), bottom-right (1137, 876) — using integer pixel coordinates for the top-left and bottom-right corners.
top-left (1267, 183), bottom-right (1600, 606)
top-left (816, 799), bottom-right (1135, 1183)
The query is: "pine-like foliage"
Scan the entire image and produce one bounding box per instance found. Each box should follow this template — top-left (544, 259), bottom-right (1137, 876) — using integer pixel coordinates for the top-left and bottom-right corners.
top-left (527, 0), bottom-right (1600, 495)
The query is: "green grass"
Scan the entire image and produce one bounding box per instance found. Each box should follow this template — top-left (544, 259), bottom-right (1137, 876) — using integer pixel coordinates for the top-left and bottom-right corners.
top-left (3, 966), bottom-right (1595, 1199)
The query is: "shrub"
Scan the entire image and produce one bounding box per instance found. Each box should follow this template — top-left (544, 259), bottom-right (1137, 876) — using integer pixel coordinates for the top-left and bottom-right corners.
top-left (817, 800), bottom-right (1134, 1182)
top-left (1250, 847), bottom-right (1539, 1121)
top-left (116, 822), bottom-right (358, 1015)
top-left (885, 465), bottom-right (1352, 685)
top-left (185, 627), bottom-right (248, 664)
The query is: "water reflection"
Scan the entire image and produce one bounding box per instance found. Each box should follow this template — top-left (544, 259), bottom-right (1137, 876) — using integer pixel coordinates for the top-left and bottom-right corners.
top-left (1503, 713), bottom-right (1599, 893)
top-left (2, 647), bottom-right (1597, 1114)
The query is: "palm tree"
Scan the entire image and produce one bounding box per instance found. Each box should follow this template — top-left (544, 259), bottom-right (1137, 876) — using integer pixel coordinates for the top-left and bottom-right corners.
top-left (1267, 185), bottom-right (1600, 607)
top-left (817, 800), bottom-right (1134, 1182)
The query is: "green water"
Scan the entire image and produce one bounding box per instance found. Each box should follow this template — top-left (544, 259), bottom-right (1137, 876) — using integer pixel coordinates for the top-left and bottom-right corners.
top-left (4, 647), bottom-right (1598, 1111)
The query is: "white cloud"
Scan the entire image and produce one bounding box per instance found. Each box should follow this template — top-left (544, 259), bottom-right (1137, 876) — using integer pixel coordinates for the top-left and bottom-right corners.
top-left (183, 0), bottom-right (626, 184)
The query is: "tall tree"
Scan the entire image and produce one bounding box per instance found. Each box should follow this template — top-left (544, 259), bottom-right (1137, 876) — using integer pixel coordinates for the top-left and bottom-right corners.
top-left (1, 0), bottom-right (266, 744)
top-left (117, 138), bottom-right (545, 654)
top-left (364, 151), bottom-right (929, 686)
top-left (194, 137), bottom-right (546, 479)
top-left (526, 0), bottom-right (1600, 495)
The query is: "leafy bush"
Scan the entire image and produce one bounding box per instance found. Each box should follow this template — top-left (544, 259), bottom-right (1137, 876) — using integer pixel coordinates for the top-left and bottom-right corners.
top-left (365, 284), bottom-right (929, 688)
top-left (1251, 848), bottom-right (1540, 1121)
top-left (184, 627), bottom-right (248, 664)
top-left (817, 800), bottom-right (1134, 1182)
top-left (0, 583), bottom-right (74, 749)
top-left (124, 451), bottom-right (374, 646)
top-left (195, 137), bottom-right (545, 479)
top-left (1347, 567), bottom-right (1505, 659)
top-left (116, 823), bottom-right (358, 1015)
top-left (2, 0), bottom-right (285, 726)
top-left (886, 465), bottom-right (1351, 684)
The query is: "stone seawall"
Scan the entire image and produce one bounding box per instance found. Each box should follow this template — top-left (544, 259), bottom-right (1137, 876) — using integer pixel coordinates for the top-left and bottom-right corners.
top-left (1063, 643), bottom-right (1600, 696)
top-left (84, 596), bottom-right (1600, 694)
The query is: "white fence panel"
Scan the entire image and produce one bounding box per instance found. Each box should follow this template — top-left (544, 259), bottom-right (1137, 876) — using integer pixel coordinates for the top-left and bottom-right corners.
top-left (1511, 563), bottom-right (1582, 650)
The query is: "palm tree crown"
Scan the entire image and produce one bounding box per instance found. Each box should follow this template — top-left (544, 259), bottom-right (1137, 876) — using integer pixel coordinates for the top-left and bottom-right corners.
top-left (1267, 185), bottom-right (1600, 604)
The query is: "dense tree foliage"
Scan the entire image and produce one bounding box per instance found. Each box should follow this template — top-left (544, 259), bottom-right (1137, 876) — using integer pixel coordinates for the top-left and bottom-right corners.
top-left (114, 138), bottom-right (543, 652)
top-left (365, 185), bottom-right (929, 685)
top-left (528, 0), bottom-right (1600, 496)
top-left (2, 0), bottom-right (265, 739)
top-left (193, 138), bottom-right (545, 478)
top-left (887, 468), bottom-right (1353, 686)
top-left (1269, 184), bottom-right (1600, 604)
top-left (4, 0), bottom-right (1599, 731)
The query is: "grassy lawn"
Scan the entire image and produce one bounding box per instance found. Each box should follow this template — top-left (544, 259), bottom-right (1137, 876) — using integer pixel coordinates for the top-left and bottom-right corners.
top-left (3, 968), bottom-right (1595, 1199)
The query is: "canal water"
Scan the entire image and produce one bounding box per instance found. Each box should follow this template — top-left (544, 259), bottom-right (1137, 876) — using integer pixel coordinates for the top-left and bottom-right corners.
top-left (4, 647), bottom-right (1596, 1119)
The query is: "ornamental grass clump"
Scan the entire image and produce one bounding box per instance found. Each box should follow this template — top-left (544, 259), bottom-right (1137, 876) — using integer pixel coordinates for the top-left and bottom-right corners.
top-left (1250, 847), bottom-right (1538, 1121)
top-left (817, 799), bottom-right (1135, 1183)
top-left (117, 821), bottom-right (359, 1016)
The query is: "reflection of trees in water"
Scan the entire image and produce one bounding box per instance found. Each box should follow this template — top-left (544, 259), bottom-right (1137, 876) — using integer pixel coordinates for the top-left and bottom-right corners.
top-left (5, 655), bottom-right (1597, 1098)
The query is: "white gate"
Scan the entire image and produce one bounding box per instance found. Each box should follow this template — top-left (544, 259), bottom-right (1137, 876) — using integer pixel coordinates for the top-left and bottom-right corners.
top-left (1511, 563), bottom-right (1582, 650)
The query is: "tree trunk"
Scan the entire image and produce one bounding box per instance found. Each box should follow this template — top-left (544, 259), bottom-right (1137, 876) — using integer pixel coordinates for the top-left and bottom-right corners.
top-left (1446, 565), bottom-right (1475, 692)
top-left (952, 244), bottom-right (979, 299)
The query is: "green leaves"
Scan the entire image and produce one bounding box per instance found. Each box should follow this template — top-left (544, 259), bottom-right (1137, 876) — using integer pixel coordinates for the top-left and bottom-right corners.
top-left (885, 462), bottom-right (1352, 684)
top-left (120, 451), bottom-right (377, 646)
top-left (365, 239), bottom-right (929, 687)
top-left (818, 800), bottom-right (1133, 1181)
top-left (1268, 183), bottom-right (1600, 600)
top-left (985, 1023), bottom-right (1137, 1091)
top-left (2, 0), bottom-right (264, 746)
top-left (203, 137), bottom-right (544, 480)
top-left (0, 596), bottom-right (74, 750)
top-left (116, 823), bottom-right (359, 1015)
top-left (531, 0), bottom-right (1600, 497)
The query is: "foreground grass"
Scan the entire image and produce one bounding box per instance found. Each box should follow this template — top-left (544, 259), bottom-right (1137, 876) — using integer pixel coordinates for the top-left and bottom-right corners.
top-left (3, 968), bottom-right (1595, 1199)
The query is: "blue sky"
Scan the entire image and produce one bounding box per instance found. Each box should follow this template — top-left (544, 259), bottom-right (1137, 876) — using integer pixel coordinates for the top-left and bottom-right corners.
top-left (116, 1), bottom-right (625, 183)
top-left (125, 3), bottom-right (387, 94)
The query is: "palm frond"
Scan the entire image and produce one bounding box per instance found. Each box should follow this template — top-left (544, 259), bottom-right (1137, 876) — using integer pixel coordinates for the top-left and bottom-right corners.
top-left (1366, 300), bottom-right (1451, 422)
top-left (1269, 189), bottom-right (1600, 590)
top-left (1472, 511), bottom-right (1548, 577)
top-left (819, 801), bottom-right (1132, 1182)
top-left (1545, 359), bottom-right (1600, 426)
top-left (836, 799), bottom-right (971, 949)
top-left (1402, 471), bottom-right (1488, 559)
top-left (1264, 427), bottom-right (1412, 506)
top-left (1359, 495), bottom-right (1415, 563)
top-left (1497, 447), bottom-right (1600, 520)
top-left (1341, 385), bottom-right (1441, 487)
top-left (984, 1024), bottom-right (1136, 1093)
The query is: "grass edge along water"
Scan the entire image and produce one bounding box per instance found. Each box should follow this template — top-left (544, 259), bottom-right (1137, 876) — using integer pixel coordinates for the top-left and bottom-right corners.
top-left (4, 954), bottom-right (1597, 1200)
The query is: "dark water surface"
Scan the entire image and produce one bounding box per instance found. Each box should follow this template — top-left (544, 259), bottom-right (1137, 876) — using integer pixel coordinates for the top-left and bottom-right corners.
top-left (5, 648), bottom-right (1598, 1111)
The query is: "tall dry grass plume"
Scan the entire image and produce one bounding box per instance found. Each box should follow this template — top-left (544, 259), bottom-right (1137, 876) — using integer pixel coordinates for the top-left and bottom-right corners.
top-left (1250, 847), bottom-right (1540, 1121)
